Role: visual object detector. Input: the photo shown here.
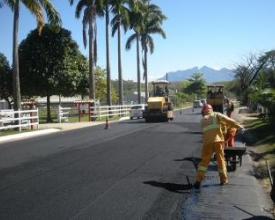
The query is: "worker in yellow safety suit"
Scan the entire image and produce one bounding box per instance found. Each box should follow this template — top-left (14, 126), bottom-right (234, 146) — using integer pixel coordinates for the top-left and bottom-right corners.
top-left (193, 104), bottom-right (245, 189)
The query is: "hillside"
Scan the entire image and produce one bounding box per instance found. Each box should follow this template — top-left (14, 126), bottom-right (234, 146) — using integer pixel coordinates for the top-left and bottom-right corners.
top-left (159, 66), bottom-right (235, 83)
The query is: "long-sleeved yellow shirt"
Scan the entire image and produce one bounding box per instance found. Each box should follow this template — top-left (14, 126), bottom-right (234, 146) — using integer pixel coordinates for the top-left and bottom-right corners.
top-left (201, 112), bottom-right (241, 145)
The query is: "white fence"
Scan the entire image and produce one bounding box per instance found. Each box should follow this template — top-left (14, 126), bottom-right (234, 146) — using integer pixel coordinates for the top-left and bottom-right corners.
top-left (0, 105), bottom-right (143, 129)
top-left (56, 104), bottom-right (141, 123)
top-left (0, 109), bottom-right (39, 131)
top-left (90, 104), bottom-right (141, 120)
top-left (58, 105), bottom-right (71, 123)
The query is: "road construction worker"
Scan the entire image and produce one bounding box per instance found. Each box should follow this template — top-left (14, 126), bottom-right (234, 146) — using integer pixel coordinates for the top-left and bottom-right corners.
top-left (193, 104), bottom-right (245, 189)
top-left (155, 85), bottom-right (164, 96)
top-left (225, 98), bottom-right (234, 118)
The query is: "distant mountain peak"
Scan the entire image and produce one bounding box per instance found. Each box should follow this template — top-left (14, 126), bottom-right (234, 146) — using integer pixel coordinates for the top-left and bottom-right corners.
top-left (159, 66), bottom-right (234, 83)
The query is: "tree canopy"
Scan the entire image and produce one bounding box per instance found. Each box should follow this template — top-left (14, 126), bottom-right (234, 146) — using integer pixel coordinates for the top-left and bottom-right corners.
top-left (182, 73), bottom-right (207, 99)
top-left (19, 24), bottom-right (89, 98)
top-left (231, 50), bottom-right (275, 124)
top-left (18, 25), bottom-right (89, 122)
top-left (0, 52), bottom-right (12, 107)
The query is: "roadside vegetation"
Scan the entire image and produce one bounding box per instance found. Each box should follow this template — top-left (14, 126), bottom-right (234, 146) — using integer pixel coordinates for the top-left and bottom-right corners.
top-left (242, 113), bottom-right (275, 192)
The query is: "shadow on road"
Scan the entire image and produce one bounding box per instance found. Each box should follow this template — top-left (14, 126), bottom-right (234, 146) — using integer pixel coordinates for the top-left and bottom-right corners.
top-left (175, 157), bottom-right (202, 170)
top-left (243, 217), bottom-right (274, 220)
top-left (143, 180), bottom-right (192, 193)
top-left (182, 131), bottom-right (202, 135)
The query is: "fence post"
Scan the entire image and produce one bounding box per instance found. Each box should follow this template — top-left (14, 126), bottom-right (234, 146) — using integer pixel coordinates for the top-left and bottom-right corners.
top-left (88, 103), bottom-right (91, 122)
top-left (58, 105), bottom-right (61, 123)
top-left (19, 109), bottom-right (22, 132)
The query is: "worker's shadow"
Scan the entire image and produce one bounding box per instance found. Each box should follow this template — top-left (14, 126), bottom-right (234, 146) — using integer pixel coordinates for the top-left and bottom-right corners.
top-left (175, 157), bottom-right (202, 170)
top-left (177, 157), bottom-right (237, 173)
top-left (242, 216), bottom-right (274, 220)
top-left (182, 131), bottom-right (202, 135)
top-left (143, 181), bottom-right (192, 193)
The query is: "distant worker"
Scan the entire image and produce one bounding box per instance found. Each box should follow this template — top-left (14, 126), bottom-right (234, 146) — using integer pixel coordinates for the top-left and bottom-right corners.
top-left (225, 99), bottom-right (234, 118)
top-left (193, 104), bottom-right (245, 189)
top-left (155, 85), bottom-right (164, 95)
top-left (165, 85), bottom-right (169, 95)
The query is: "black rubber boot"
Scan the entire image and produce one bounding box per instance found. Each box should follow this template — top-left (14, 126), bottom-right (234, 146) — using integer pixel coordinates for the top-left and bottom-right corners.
top-left (193, 181), bottom-right (201, 189)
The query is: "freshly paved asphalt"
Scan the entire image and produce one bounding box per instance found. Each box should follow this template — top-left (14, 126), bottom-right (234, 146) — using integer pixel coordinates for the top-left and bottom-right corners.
top-left (0, 121), bottom-right (107, 143)
top-left (0, 108), bottom-right (274, 219)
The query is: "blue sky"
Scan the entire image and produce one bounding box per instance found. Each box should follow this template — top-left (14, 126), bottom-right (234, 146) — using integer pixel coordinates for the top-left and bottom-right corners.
top-left (1, 0), bottom-right (275, 82)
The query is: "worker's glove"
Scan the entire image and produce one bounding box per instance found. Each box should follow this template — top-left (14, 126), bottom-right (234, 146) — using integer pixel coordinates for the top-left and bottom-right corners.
top-left (238, 126), bottom-right (245, 134)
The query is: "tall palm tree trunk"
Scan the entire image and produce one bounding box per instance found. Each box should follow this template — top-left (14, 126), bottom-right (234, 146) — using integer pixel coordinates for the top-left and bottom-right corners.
top-left (12, 0), bottom-right (21, 111)
top-left (118, 19), bottom-right (123, 105)
top-left (144, 48), bottom-right (148, 102)
top-left (136, 34), bottom-right (141, 104)
top-left (89, 19), bottom-right (95, 100)
top-left (105, 4), bottom-right (111, 106)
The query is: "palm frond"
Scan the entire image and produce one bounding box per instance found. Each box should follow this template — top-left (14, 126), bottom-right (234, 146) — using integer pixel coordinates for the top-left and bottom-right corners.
top-left (125, 33), bottom-right (137, 50)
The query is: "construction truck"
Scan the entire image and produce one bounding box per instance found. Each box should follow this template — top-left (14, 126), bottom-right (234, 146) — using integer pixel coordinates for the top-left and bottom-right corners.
top-left (206, 84), bottom-right (224, 113)
top-left (143, 80), bottom-right (174, 122)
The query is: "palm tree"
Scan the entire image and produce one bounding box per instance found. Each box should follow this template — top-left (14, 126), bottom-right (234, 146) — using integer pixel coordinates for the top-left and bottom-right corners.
top-left (110, 0), bottom-right (130, 105)
top-left (126, 0), bottom-right (166, 103)
top-left (3, 0), bottom-right (61, 112)
top-left (104, 1), bottom-right (112, 106)
top-left (69, 0), bottom-right (104, 101)
top-left (126, 0), bottom-right (147, 104)
top-left (138, 1), bottom-right (167, 102)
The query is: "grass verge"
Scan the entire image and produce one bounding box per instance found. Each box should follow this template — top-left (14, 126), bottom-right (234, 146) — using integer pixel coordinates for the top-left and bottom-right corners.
top-left (242, 116), bottom-right (275, 190)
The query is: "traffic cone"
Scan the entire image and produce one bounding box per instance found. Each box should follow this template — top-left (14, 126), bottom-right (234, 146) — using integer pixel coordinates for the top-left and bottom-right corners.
top-left (105, 117), bottom-right (110, 129)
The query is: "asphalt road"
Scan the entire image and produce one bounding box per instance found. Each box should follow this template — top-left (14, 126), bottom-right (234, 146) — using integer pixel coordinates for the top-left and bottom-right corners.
top-left (0, 108), bottom-right (273, 219)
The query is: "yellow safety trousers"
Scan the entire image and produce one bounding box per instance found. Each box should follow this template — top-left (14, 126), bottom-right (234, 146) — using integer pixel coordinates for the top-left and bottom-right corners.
top-left (195, 142), bottom-right (227, 183)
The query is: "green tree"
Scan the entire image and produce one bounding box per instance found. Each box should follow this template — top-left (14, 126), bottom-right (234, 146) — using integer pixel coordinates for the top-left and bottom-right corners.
top-left (233, 52), bottom-right (269, 104)
top-left (184, 73), bottom-right (207, 99)
top-left (232, 50), bottom-right (275, 124)
top-left (126, 0), bottom-right (167, 102)
top-left (0, 52), bottom-right (12, 108)
top-left (94, 66), bottom-right (118, 103)
top-left (126, 0), bottom-right (147, 104)
top-left (110, 0), bottom-right (130, 105)
top-left (3, 0), bottom-right (61, 113)
top-left (139, 1), bottom-right (166, 101)
top-left (19, 25), bottom-right (88, 122)
top-left (69, 0), bottom-right (105, 101)
top-left (245, 51), bottom-right (275, 123)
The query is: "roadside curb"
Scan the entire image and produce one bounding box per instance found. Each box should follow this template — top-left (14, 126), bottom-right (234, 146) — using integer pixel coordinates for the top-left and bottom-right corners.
top-left (0, 117), bottom-right (130, 144)
top-left (0, 128), bottom-right (60, 143)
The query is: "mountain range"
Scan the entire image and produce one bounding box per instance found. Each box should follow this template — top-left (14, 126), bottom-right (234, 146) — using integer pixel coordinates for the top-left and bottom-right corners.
top-left (158, 66), bottom-right (235, 83)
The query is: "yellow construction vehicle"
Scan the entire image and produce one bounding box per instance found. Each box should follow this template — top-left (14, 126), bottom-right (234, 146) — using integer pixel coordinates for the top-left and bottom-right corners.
top-left (206, 84), bottom-right (224, 113)
top-left (143, 80), bottom-right (174, 122)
